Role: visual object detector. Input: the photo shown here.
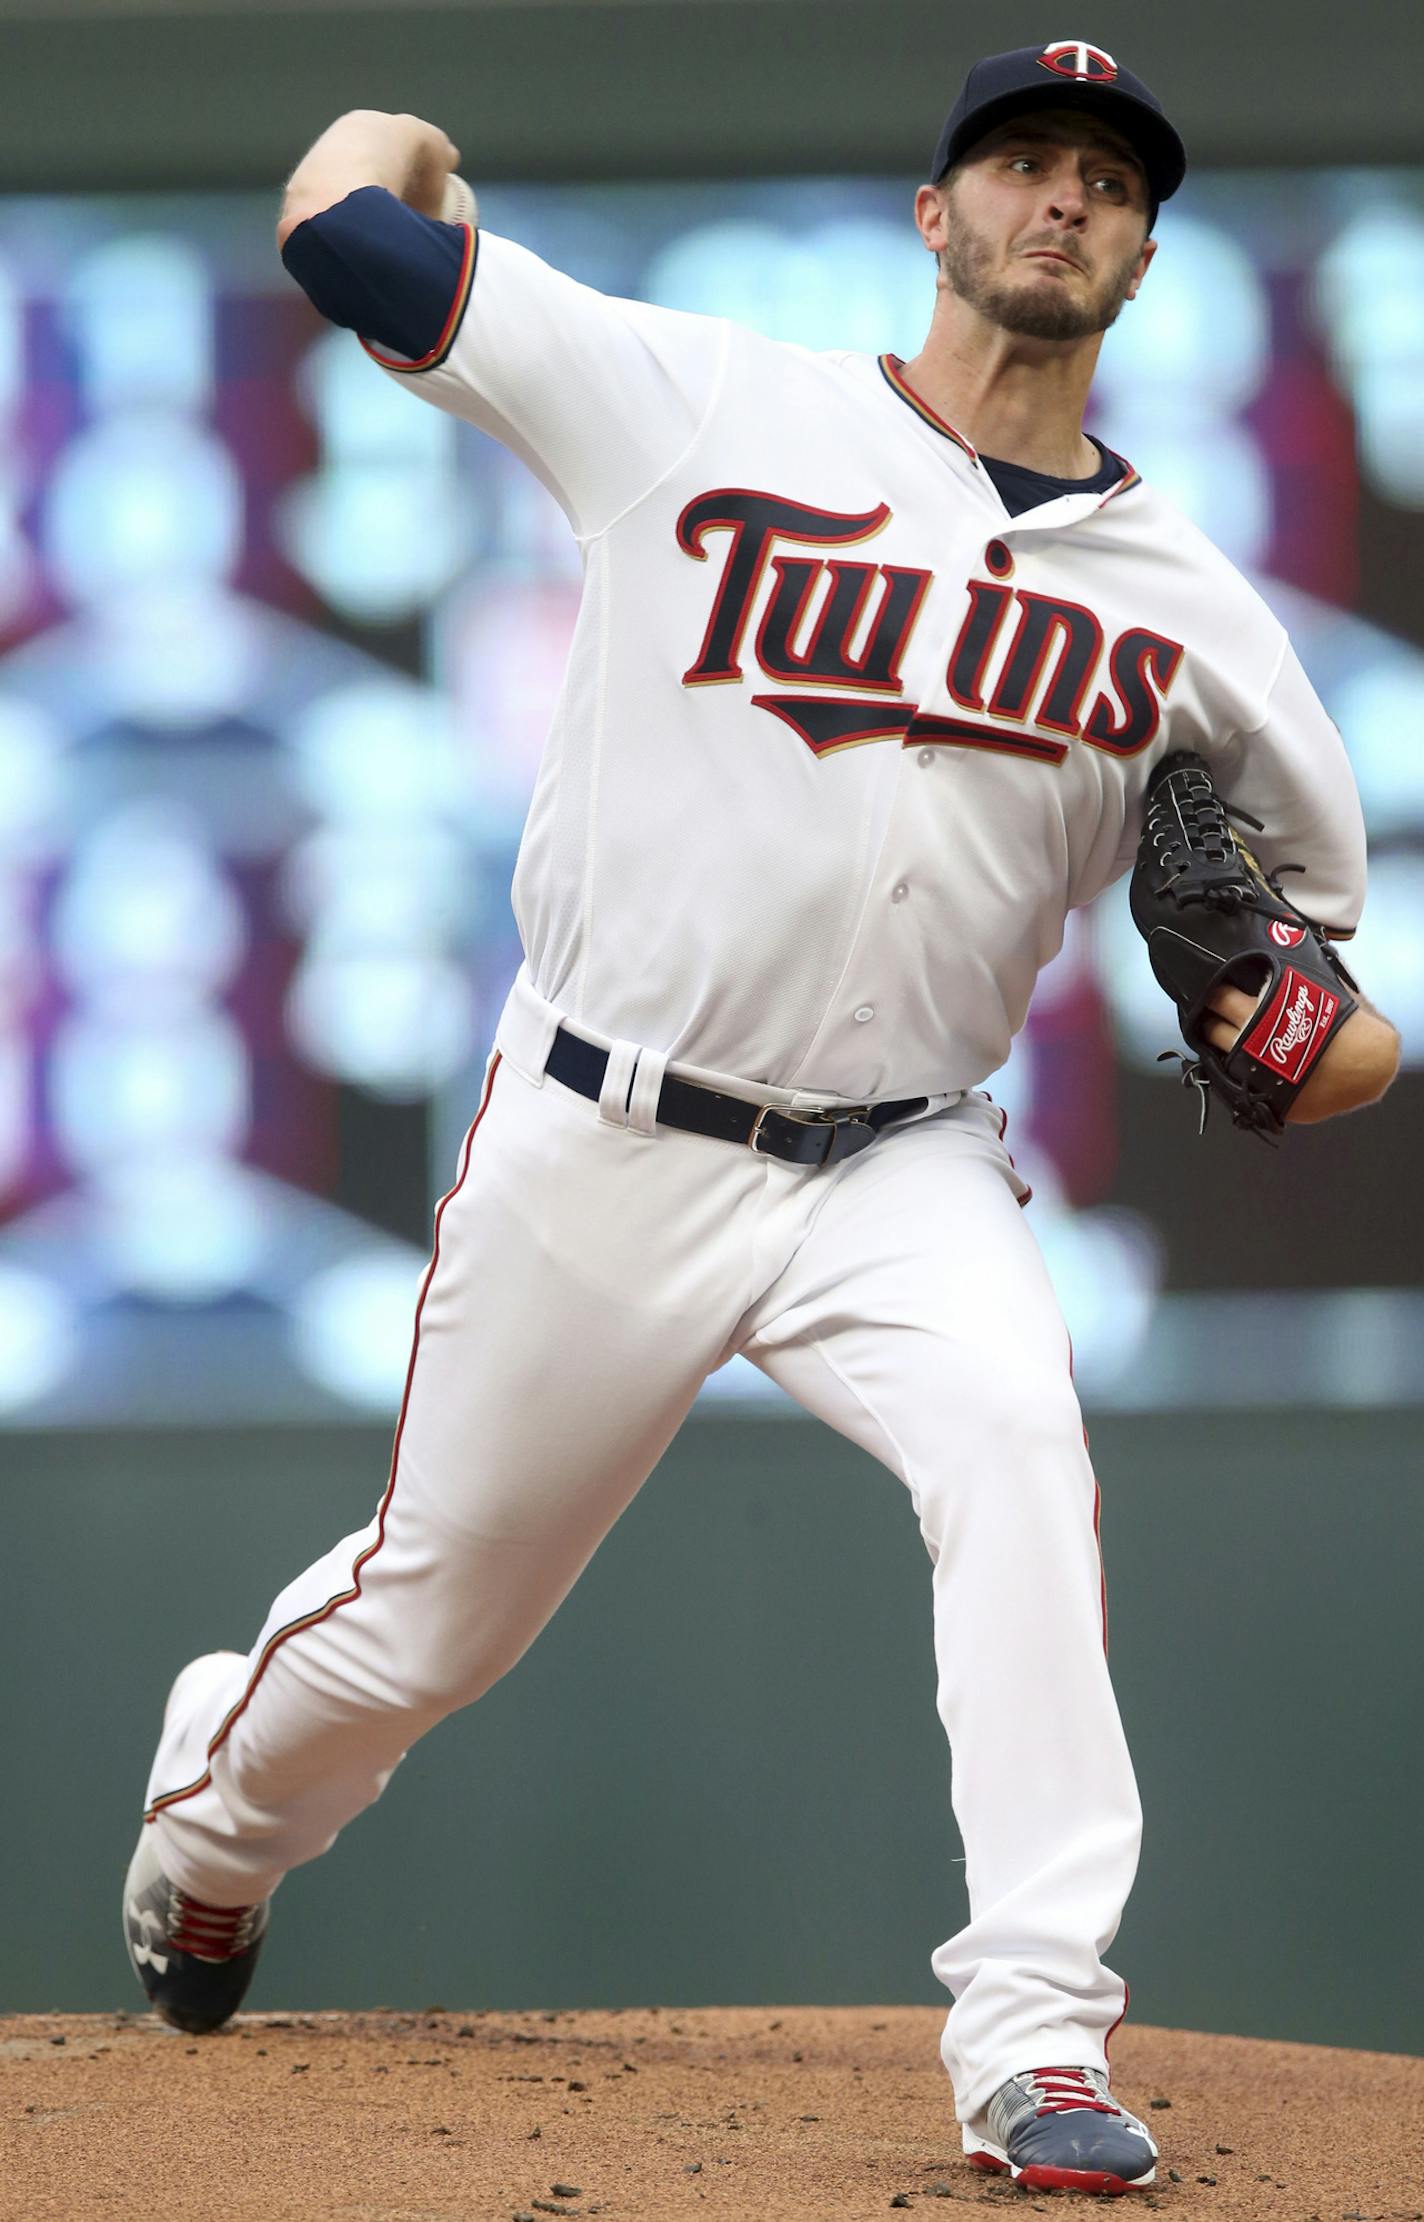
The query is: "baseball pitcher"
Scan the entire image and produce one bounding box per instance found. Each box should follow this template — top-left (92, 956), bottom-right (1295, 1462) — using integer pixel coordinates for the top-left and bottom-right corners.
top-left (122, 39), bottom-right (1399, 2197)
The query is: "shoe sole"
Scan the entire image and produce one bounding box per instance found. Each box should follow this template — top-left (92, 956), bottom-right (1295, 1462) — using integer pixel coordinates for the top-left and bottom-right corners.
top-left (968, 2148), bottom-right (1154, 2195)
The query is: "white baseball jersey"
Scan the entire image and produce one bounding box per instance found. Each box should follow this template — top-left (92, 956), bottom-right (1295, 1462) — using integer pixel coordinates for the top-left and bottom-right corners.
top-left (368, 231), bottom-right (1368, 1103)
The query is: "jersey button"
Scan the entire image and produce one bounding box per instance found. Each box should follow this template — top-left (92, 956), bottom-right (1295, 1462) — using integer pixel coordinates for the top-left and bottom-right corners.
top-left (917, 748), bottom-right (935, 767)
top-left (853, 1005), bottom-right (875, 1024)
top-left (891, 882), bottom-right (909, 903)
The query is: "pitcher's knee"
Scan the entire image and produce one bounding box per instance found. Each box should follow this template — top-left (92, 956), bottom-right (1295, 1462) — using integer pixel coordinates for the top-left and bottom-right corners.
top-left (391, 1621), bottom-right (528, 1717)
top-left (277, 1601), bottom-right (527, 1727)
top-left (977, 1355), bottom-right (1082, 1447)
top-left (349, 1525), bottom-right (565, 1716)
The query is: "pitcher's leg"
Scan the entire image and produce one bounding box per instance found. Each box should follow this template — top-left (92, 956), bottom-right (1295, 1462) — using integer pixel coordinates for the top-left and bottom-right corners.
top-left (144, 1059), bottom-right (756, 1907)
top-left (741, 1101), bottom-right (1142, 2129)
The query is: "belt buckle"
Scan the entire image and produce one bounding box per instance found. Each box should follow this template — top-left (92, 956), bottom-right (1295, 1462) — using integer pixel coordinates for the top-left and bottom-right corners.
top-left (747, 1103), bottom-right (782, 1156)
top-left (748, 1101), bottom-right (873, 1165)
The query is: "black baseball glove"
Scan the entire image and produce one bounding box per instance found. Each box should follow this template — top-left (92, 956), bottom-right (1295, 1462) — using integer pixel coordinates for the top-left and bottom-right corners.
top-left (1130, 751), bottom-right (1359, 1139)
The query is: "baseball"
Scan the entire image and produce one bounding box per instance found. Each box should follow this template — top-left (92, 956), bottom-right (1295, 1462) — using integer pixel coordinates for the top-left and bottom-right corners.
top-left (440, 172), bottom-right (478, 228)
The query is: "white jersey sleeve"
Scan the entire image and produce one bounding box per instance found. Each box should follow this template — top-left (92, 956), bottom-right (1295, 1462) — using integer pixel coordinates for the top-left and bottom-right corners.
top-left (1218, 639), bottom-right (1368, 938)
top-left (366, 231), bottom-right (728, 540)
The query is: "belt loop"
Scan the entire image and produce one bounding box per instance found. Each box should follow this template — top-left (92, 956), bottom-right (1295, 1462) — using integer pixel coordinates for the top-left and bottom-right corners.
top-left (495, 964), bottom-right (560, 1087)
top-left (625, 1044), bottom-right (667, 1135)
top-left (597, 1039), bottom-right (642, 1127)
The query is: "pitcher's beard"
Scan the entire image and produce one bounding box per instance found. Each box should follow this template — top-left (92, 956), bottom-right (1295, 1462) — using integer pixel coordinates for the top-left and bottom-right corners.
top-left (941, 223), bottom-right (1141, 341)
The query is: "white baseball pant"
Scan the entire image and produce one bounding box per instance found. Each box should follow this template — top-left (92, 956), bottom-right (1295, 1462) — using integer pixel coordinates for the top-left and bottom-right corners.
top-left (143, 992), bottom-right (1141, 2128)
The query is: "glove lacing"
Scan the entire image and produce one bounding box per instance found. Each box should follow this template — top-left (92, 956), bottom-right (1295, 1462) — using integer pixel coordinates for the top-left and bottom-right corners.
top-left (1149, 783), bottom-right (1279, 908)
top-left (1149, 781), bottom-right (1306, 1139)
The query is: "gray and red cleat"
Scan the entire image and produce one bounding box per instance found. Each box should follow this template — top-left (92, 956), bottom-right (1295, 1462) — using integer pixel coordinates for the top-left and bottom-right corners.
top-left (122, 1823), bottom-right (270, 2034)
top-left (964, 2065), bottom-right (1157, 2195)
top-left (122, 1652), bottom-right (270, 2034)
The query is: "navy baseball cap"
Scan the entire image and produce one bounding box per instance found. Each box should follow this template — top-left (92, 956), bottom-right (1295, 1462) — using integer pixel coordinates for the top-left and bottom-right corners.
top-left (930, 40), bottom-right (1187, 225)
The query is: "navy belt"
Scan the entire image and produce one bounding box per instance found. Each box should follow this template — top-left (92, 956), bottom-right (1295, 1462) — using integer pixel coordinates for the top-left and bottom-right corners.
top-left (545, 1026), bottom-right (927, 1169)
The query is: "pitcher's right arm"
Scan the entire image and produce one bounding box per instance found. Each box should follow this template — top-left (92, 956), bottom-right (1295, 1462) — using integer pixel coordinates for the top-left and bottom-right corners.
top-left (276, 119), bottom-right (726, 538)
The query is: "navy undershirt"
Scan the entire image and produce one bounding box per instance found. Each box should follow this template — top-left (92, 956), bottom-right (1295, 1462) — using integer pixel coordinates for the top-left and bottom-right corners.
top-left (980, 441), bottom-right (1125, 517)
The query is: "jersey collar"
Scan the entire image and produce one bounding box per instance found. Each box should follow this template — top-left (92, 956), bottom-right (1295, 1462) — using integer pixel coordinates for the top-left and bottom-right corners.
top-left (877, 352), bottom-right (1140, 514)
top-left (878, 354), bottom-right (978, 461)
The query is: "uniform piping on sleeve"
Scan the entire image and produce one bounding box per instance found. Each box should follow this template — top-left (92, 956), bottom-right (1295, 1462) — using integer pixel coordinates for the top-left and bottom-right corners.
top-left (579, 316), bottom-right (735, 547)
top-left (142, 1053), bottom-right (503, 1824)
top-left (359, 222), bottom-right (478, 374)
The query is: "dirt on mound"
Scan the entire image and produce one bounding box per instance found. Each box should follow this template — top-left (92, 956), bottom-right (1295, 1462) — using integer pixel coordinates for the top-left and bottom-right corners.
top-left (2, 2005), bottom-right (1419, 2221)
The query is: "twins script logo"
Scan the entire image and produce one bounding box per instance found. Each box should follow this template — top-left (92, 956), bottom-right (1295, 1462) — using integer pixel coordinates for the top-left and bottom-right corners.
top-left (677, 490), bottom-right (1184, 763)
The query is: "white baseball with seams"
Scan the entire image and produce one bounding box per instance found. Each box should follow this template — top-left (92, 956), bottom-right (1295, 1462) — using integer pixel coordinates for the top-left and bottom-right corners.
top-left (142, 230), bottom-right (1367, 2131)
top-left (439, 172), bottom-right (478, 227)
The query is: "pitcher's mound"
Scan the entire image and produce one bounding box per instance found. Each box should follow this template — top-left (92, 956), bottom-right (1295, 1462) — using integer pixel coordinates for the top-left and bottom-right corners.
top-left (3, 2006), bottom-right (1419, 2220)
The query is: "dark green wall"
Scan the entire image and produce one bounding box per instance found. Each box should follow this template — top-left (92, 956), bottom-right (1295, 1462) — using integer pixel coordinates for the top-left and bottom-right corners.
top-left (4, 1409), bottom-right (1419, 2054)
top-left (1, 0), bottom-right (1421, 193)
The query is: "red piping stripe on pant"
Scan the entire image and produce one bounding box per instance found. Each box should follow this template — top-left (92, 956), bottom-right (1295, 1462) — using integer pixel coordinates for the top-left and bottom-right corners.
top-left (145, 1054), bottom-right (504, 1823)
top-left (1104, 1979), bottom-right (1130, 2064)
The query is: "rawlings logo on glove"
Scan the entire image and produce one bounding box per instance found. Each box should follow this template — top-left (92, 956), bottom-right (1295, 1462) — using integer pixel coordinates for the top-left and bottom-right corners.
top-left (1244, 969), bottom-right (1338, 1079)
top-left (1129, 752), bottom-right (1359, 1139)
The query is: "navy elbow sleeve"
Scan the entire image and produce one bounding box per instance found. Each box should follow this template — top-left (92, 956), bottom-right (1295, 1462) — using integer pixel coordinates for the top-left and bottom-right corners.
top-left (280, 185), bottom-right (474, 367)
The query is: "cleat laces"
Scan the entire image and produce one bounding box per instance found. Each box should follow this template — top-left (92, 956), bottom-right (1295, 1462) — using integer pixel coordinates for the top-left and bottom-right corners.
top-left (1024, 2066), bottom-right (1121, 2120)
top-left (168, 1889), bottom-right (261, 1962)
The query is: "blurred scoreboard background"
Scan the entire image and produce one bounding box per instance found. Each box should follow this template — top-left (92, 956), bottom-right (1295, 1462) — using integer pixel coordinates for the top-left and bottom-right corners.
top-left (0, 170), bottom-right (1420, 1429)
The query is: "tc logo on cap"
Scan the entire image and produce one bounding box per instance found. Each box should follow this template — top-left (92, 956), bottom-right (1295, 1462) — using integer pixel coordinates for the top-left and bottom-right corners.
top-left (1038, 40), bottom-right (1119, 83)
